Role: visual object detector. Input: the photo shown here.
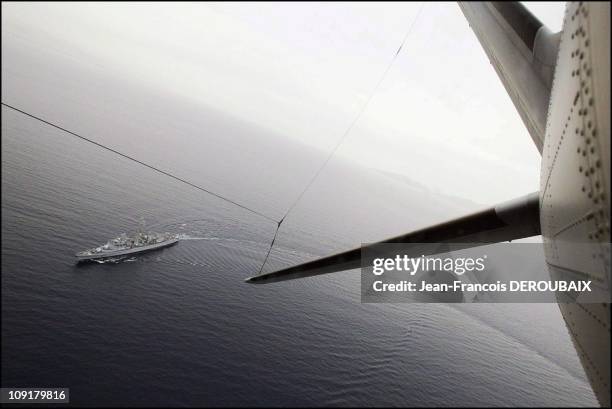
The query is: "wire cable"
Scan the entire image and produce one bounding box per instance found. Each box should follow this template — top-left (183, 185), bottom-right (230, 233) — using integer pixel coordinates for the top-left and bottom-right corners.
top-left (256, 3), bottom-right (425, 274)
top-left (2, 4), bottom-right (424, 276)
top-left (1, 102), bottom-right (278, 224)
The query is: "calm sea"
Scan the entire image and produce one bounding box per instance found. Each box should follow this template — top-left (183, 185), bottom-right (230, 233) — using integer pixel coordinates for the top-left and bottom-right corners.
top-left (1, 103), bottom-right (598, 407)
top-left (0, 27), bottom-right (600, 406)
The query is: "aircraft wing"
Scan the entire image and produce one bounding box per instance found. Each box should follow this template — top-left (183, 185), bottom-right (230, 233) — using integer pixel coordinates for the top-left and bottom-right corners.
top-left (458, 2), bottom-right (560, 154)
top-left (246, 192), bottom-right (540, 284)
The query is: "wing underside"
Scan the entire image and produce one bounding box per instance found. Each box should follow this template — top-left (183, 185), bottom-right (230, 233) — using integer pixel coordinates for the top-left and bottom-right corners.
top-left (247, 192), bottom-right (540, 283)
top-left (458, 1), bottom-right (560, 154)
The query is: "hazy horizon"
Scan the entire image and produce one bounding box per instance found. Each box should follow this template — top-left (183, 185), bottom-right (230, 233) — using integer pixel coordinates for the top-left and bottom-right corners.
top-left (2, 2), bottom-right (566, 208)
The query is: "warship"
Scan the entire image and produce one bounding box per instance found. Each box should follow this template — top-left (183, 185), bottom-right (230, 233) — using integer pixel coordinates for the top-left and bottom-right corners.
top-left (76, 224), bottom-right (178, 262)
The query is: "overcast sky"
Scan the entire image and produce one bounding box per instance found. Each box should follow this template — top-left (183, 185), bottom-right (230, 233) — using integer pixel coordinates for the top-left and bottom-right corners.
top-left (2, 2), bottom-right (566, 205)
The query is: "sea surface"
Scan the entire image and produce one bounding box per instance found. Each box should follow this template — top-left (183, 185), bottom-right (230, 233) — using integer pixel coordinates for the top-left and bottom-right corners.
top-left (1, 103), bottom-right (599, 407)
top-left (0, 18), bottom-right (601, 405)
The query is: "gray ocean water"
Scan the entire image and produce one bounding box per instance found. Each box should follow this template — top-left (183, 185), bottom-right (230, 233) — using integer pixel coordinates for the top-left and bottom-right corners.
top-left (0, 104), bottom-right (599, 407)
top-left (0, 27), bottom-right (600, 406)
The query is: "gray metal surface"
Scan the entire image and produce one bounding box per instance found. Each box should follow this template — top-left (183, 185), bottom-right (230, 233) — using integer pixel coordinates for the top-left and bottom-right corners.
top-left (540, 2), bottom-right (610, 405)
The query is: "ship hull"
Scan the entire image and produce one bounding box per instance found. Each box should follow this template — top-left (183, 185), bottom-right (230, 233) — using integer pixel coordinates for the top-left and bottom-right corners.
top-left (76, 238), bottom-right (179, 262)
